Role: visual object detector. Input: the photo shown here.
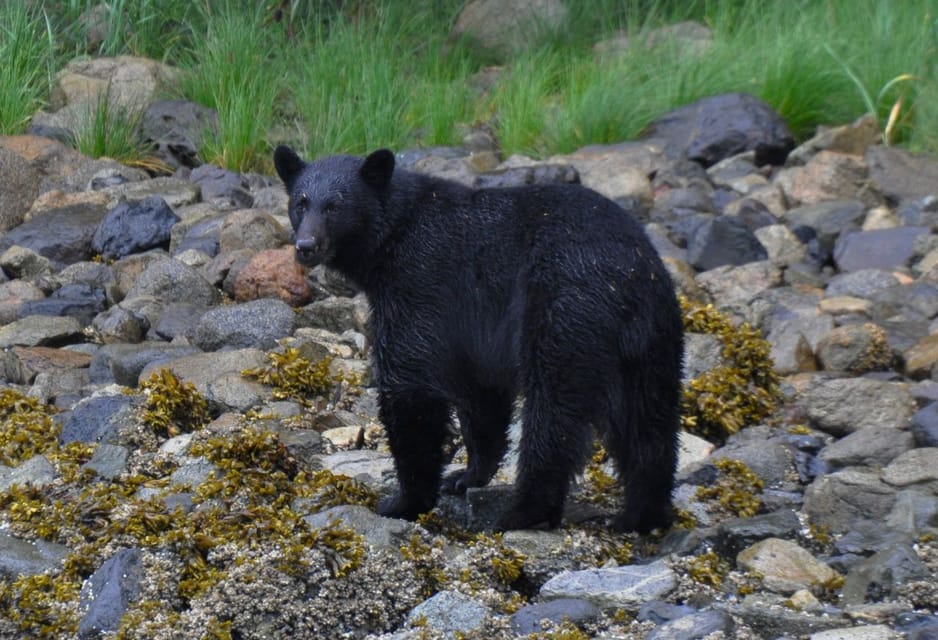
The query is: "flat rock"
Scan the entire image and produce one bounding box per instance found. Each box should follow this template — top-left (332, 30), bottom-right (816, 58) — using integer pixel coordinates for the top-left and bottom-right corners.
top-left (0, 315), bottom-right (82, 348)
top-left (881, 448), bottom-right (938, 488)
top-left (810, 624), bottom-right (903, 640)
top-left (57, 393), bottom-right (137, 444)
top-left (802, 377), bottom-right (915, 436)
top-left (0, 531), bottom-right (69, 579)
top-left (803, 470), bottom-right (897, 532)
top-left (405, 590), bottom-right (489, 639)
top-left (77, 547), bottom-right (143, 638)
top-left (737, 538), bottom-right (840, 594)
top-left (867, 145), bottom-right (938, 203)
top-left (510, 598), bottom-right (600, 635)
top-left (833, 227), bottom-right (929, 272)
top-left (818, 426), bottom-right (915, 469)
top-left (539, 559), bottom-right (677, 610)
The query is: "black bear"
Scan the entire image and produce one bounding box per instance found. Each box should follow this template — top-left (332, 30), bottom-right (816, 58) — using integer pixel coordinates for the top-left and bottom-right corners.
top-left (274, 145), bottom-right (684, 533)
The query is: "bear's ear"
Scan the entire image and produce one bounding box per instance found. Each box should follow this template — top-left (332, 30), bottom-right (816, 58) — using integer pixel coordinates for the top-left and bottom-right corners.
top-left (360, 149), bottom-right (395, 190)
top-left (274, 145), bottom-right (305, 189)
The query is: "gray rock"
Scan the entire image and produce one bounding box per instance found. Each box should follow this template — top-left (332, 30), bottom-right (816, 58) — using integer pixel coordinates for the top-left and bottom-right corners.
top-left (682, 333), bottom-right (724, 382)
top-left (18, 283), bottom-right (107, 326)
top-left (190, 164), bottom-right (253, 210)
top-left (834, 226), bottom-right (930, 272)
top-left (540, 559), bottom-right (677, 610)
top-left (168, 458), bottom-right (217, 488)
top-left (643, 93), bottom-right (794, 167)
top-left (0, 280), bottom-right (46, 325)
top-left (886, 489), bottom-right (938, 537)
top-left (77, 547), bottom-right (143, 638)
top-left (715, 509), bottom-right (802, 558)
top-left (867, 145), bottom-right (938, 203)
top-left (785, 200), bottom-right (867, 257)
top-left (802, 377), bottom-right (915, 436)
top-left (102, 176), bottom-right (201, 209)
top-left (810, 626), bottom-right (903, 640)
top-left (451, 0), bottom-right (568, 59)
top-left (57, 393), bottom-right (136, 444)
top-left (0, 532), bottom-right (70, 579)
top-left (912, 401), bottom-right (938, 447)
top-left (637, 601), bottom-right (697, 625)
top-left (0, 148), bottom-right (40, 232)
top-left (731, 594), bottom-right (849, 637)
top-left (218, 209), bottom-right (289, 253)
top-left (0, 245), bottom-right (52, 279)
top-left (140, 99), bottom-right (218, 169)
top-left (0, 202), bottom-right (108, 267)
top-left (82, 443), bottom-right (130, 480)
top-left (319, 450), bottom-right (397, 491)
top-left (510, 598), bottom-right (600, 635)
top-left (842, 543), bottom-right (928, 605)
top-left (826, 269), bottom-right (900, 299)
top-left (818, 426), bottom-right (915, 469)
top-left (138, 348), bottom-right (269, 409)
top-left (881, 448), bottom-right (938, 488)
top-left (695, 261), bottom-right (782, 307)
top-left (686, 215), bottom-right (768, 271)
top-left (151, 302), bottom-right (208, 341)
top-left (816, 323), bottom-right (892, 374)
top-left (645, 610), bottom-right (735, 640)
top-left (92, 196), bottom-right (180, 260)
top-left (872, 281), bottom-right (938, 322)
top-left (124, 257), bottom-right (221, 306)
top-left (754, 224), bottom-right (807, 266)
top-left (803, 469), bottom-right (898, 532)
top-left (303, 505), bottom-right (416, 551)
top-left (191, 298), bottom-right (296, 351)
top-left (711, 427), bottom-right (794, 485)
top-left (297, 295), bottom-right (371, 335)
top-left (0, 455), bottom-right (56, 492)
top-left (90, 342), bottom-right (202, 386)
top-left (92, 305), bottom-right (149, 344)
top-left (171, 211), bottom-right (225, 256)
top-left (0, 315), bottom-right (83, 348)
top-left (406, 590), bottom-right (489, 639)
top-left (472, 163), bottom-right (579, 189)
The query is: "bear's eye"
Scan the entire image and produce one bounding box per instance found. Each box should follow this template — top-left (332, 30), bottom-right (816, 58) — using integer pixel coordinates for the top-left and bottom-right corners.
top-left (295, 193), bottom-right (309, 212)
top-left (322, 200), bottom-right (336, 213)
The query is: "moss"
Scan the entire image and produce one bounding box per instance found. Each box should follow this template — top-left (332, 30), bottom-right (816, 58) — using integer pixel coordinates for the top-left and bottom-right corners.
top-left (400, 532), bottom-right (450, 597)
top-left (242, 348), bottom-right (359, 406)
top-left (680, 298), bottom-right (781, 442)
top-left (140, 369), bottom-right (211, 438)
top-left (0, 388), bottom-right (59, 467)
top-left (696, 458), bottom-right (764, 518)
top-left (582, 445), bottom-right (621, 507)
top-left (687, 550), bottom-right (730, 588)
top-left (473, 533), bottom-right (526, 585)
top-left (672, 507), bottom-right (699, 529)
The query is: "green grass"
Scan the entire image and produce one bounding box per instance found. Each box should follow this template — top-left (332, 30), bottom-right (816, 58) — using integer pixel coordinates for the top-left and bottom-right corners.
top-left (71, 87), bottom-right (156, 168)
top-left (0, 4), bottom-right (55, 135)
top-left (1, 0), bottom-right (937, 170)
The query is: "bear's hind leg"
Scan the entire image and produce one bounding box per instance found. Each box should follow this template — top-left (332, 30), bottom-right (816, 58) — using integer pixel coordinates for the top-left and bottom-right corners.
top-left (441, 389), bottom-right (512, 494)
top-left (377, 391), bottom-right (451, 521)
top-left (605, 367), bottom-right (680, 534)
top-left (495, 387), bottom-right (594, 531)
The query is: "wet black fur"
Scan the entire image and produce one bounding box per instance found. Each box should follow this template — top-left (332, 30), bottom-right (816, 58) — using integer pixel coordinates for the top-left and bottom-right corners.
top-left (274, 145), bottom-right (684, 533)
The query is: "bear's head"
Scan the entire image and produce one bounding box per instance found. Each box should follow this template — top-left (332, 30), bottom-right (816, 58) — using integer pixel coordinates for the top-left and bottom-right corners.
top-left (273, 145), bottom-right (395, 268)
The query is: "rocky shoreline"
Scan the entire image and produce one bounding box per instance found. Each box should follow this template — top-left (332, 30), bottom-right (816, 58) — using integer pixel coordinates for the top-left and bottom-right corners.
top-left (1, 63), bottom-right (938, 639)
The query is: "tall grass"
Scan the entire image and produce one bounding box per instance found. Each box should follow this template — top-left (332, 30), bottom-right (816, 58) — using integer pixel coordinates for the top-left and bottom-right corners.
top-left (71, 88), bottom-right (154, 167)
top-left (179, 4), bottom-right (284, 173)
top-left (0, 4), bottom-right (55, 135)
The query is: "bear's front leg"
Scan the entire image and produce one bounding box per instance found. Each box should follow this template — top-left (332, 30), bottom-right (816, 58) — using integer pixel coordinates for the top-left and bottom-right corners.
top-left (377, 390), bottom-right (451, 521)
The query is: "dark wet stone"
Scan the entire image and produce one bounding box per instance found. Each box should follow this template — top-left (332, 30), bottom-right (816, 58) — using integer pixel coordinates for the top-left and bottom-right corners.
top-left (686, 215), bottom-right (767, 270)
top-left (510, 598), bottom-right (600, 635)
top-left (56, 393), bottom-right (136, 445)
top-left (784, 200), bottom-right (866, 258)
top-left (0, 203), bottom-right (108, 267)
top-left (190, 164), bottom-right (253, 209)
top-left (152, 302), bottom-right (208, 341)
top-left (643, 92), bottom-right (794, 167)
top-left (78, 547), bottom-right (142, 638)
top-left (173, 215), bottom-right (224, 256)
top-left (18, 283), bottom-right (106, 325)
top-left (912, 401), bottom-right (938, 447)
top-left (92, 196), bottom-right (180, 260)
top-left (715, 510), bottom-right (802, 558)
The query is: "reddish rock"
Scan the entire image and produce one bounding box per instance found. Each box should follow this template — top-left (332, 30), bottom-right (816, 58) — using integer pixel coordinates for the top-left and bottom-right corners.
top-left (233, 247), bottom-right (312, 306)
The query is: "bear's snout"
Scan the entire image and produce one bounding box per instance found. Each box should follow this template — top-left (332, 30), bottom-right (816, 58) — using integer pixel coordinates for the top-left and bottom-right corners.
top-left (294, 236), bottom-right (326, 267)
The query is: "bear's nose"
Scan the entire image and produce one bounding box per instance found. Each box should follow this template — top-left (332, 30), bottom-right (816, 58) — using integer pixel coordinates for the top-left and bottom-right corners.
top-left (295, 237), bottom-right (319, 257)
